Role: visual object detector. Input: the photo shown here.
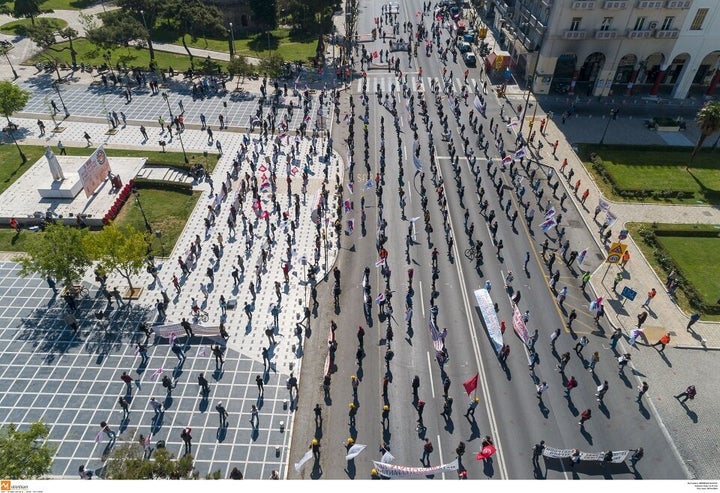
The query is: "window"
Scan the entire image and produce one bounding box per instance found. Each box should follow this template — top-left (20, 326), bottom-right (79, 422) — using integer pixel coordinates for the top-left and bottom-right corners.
top-left (600, 17), bottom-right (613, 31)
top-left (661, 16), bottom-right (674, 30)
top-left (570, 17), bottom-right (582, 31)
top-left (690, 8), bottom-right (708, 30)
top-left (634, 16), bottom-right (646, 31)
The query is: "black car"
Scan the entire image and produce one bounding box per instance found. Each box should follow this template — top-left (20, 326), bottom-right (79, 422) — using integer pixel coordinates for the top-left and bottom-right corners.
top-left (463, 52), bottom-right (477, 67)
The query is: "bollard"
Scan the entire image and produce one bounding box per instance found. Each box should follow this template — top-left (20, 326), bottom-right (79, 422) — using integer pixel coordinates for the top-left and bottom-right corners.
top-left (280, 420), bottom-right (285, 432)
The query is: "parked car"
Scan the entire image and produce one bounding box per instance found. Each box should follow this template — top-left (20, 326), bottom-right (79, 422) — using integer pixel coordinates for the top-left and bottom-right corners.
top-left (457, 41), bottom-right (472, 53)
top-left (463, 52), bottom-right (477, 67)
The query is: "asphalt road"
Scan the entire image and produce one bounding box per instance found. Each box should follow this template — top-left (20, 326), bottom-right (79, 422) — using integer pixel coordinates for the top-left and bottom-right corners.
top-left (289, 0), bottom-right (689, 480)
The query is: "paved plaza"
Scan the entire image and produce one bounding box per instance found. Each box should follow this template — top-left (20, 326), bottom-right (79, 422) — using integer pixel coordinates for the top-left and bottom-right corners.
top-left (0, 86), bottom-right (342, 478)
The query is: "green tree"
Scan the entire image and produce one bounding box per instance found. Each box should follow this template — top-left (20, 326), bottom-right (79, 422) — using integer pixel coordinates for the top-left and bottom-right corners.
top-left (228, 54), bottom-right (252, 87)
top-left (0, 422), bottom-right (55, 479)
top-left (105, 441), bottom-right (197, 479)
top-left (15, 224), bottom-right (92, 290)
top-left (0, 81), bottom-right (31, 125)
top-left (249, 0), bottom-right (277, 31)
top-left (285, 0), bottom-right (333, 36)
top-left (259, 52), bottom-right (284, 78)
top-left (26, 20), bottom-right (79, 70)
top-left (86, 10), bottom-right (148, 53)
top-left (167, 0), bottom-right (224, 66)
top-left (86, 222), bottom-right (149, 292)
top-left (689, 101), bottom-right (720, 168)
top-left (13, 0), bottom-right (41, 26)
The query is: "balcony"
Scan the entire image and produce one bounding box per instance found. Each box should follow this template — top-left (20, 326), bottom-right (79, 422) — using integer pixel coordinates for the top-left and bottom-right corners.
top-left (636, 0), bottom-right (663, 7)
top-left (628, 29), bottom-right (653, 38)
top-left (666, 0), bottom-right (691, 8)
top-left (563, 30), bottom-right (587, 39)
top-left (571, 1), bottom-right (595, 9)
top-left (595, 29), bottom-right (618, 39)
top-left (655, 29), bottom-right (679, 38)
top-left (603, 0), bottom-right (627, 8)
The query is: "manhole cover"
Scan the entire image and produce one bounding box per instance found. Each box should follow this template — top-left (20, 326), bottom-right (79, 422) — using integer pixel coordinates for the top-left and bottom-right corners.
top-left (568, 220), bottom-right (582, 228)
top-left (596, 253), bottom-right (605, 260)
top-left (703, 211), bottom-right (712, 216)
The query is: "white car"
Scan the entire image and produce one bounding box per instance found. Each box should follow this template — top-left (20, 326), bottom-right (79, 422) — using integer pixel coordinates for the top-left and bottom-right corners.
top-left (384, 2), bottom-right (399, 14)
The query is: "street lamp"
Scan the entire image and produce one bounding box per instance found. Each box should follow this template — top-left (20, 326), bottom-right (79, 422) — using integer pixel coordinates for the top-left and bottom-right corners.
top-left (140, 10), bottom-right (155, 62)
top-left (132, 188), bottom-right (152, 232)
top-left (161, 91), bottom-right (188, 162)
top-left (599, 108), bottom-right (618, 145)
top-left (228, 22), bottom-right (235, 58)
top-left (161, 91), bottom-right (174, 120)
top-left (52, 81), bottom-right (70, 118)
top-left (1, 47), bottom-right (18, 80)
top-left (3, 124), bottom-right (27, 163)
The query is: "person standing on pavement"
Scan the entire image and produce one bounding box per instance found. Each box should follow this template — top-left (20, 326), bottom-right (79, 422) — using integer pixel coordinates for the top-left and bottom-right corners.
top-left (636, 381), bottom-right (649, 401)
top-left (596, 381), bottom-right (609, 402)
top-left (536, 381), bottom-right (548, 400)
top-left (118, 396), bottom-right (130, 418)
top-left (652, 332), bottom-right (671, 352)
top-left (637, 310), bottom-right (648, 328)
top-left (675, 385), bottom-right (696, 403)
top-left (687, 313), bottom-right (701, 331)
top-left (642, 288), bottom-right (657, 308)
top-left (579, 408), bottom-right (592, 426)
top-left (564, 376), bottom-right (578, 396)
top-left (216, 402), bottom-right (229, 426)
top-left (421, 438), bottom-right (434, 466)
top-left (181, 427), bottom-right (192, 455)
top-left (550, 328), bottom-right (561, 349)
top-left (464, 397), bottom-right (479, 419)
top-left (587, 351), bottom-right (600, 373)
top-left (198, 372), bottom-right (209, 394)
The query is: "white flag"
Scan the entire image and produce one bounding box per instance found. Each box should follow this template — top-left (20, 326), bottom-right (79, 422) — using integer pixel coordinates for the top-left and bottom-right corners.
top-left (345, 444), bottom-right (367, 460)
top-left (294, 449), bottom-right (314, 472)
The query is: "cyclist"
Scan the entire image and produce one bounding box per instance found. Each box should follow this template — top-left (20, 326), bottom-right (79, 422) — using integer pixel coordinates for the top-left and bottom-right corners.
top-left (191, 297), bottom-right (200, 316)
top-left (475, 241), bottom-right (483, 260)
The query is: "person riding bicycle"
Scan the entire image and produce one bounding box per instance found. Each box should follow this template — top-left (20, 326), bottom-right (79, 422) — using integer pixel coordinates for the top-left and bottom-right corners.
top-left (191, 297), bottom-right (200, 316)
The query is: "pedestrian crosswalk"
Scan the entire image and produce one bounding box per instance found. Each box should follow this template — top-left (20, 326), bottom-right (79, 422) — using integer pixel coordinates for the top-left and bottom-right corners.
top-left (356, 75), bottom-right (486, 95)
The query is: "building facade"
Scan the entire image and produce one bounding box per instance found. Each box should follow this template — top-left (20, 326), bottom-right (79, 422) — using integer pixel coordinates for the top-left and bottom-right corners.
top-left (483, 0), bottom-right (720, 99)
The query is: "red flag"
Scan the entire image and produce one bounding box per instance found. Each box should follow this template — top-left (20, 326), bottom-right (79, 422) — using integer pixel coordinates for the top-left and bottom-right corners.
top-left (463, 373), bottom-right (478, 395)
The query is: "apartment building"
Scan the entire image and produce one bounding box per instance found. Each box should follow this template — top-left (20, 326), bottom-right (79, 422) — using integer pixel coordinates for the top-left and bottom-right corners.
top-left (482, 0), bottom-right (720, 99)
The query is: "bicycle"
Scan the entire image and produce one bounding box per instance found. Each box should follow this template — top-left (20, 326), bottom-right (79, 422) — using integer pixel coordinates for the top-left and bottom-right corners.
top-left (464, 248), bottom-right (481, 261)
top-left (190, 308), bottom-right (209, 323)
top-left (63, 285), bottom-right (89, 298)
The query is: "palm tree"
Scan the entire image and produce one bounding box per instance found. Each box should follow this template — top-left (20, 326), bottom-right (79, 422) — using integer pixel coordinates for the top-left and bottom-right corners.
top-left (688, 101), bottom-right (720, 169)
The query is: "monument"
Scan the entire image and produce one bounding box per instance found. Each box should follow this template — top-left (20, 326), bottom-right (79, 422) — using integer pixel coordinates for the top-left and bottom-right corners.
top-left (38, 146), bottom-right (84, 199)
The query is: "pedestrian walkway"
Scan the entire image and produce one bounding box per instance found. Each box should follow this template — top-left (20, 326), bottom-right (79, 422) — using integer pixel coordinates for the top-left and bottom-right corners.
top-left (0, 74), bottom-right (344, 477)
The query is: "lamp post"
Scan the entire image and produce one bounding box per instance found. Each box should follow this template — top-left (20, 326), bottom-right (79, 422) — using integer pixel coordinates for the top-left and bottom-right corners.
top-left (599, 108), bottom-right (618, 145)
top-left (228, 22), bottom-right (235, 58)
top-left (161, 92), bottom-right (188, 162)
top-left (1, 47), bottom-right (18, 80)
top-left (132, 188), bottom-right (152, 232)
top-left (52, 81), bottom-right (70, 118)
top-left (140, 10), bottom-right (155, 62)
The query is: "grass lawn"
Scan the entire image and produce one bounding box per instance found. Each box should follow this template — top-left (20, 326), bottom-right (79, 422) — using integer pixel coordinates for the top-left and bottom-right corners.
top-left (0, 143), bottom-right (217, 196)
top-left (0, 188), bottom-right (200, 257)
top-left (1, 0), bottom-right (97, 12)
top-left (0, 143), bottom-right (212, 255)
top-left (627, 223), bottom-right (720, 320)
top-left (24, 38), bottom-right (228, 72)
top-left (0, 17), bottom-right (67, 35)
top-left (578, 144), bottom-right (720, 205)
top-left (114, 187), bottom-right (201, 258)
top-left (152, 26), bottom-right (318, 64)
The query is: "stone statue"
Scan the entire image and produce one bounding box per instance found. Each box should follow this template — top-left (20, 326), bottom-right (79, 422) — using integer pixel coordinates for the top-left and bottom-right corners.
top-left (44, 146), bottom-right (65, 181)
